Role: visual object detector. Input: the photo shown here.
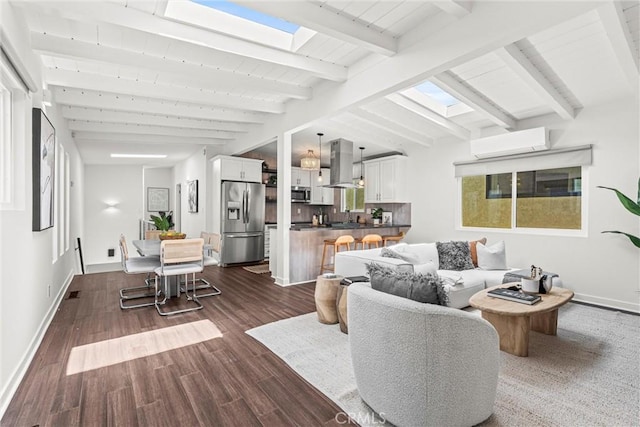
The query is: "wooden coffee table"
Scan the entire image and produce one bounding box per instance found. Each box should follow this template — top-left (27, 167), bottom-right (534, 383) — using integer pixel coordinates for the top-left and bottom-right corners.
top-left (469, 284), bottom-right (574, 357)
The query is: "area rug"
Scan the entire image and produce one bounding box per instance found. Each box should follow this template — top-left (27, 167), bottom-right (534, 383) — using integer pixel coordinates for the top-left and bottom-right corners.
top-left (246, 304), bottom-right (640, 426)
top-left (242, 264), bottom-right (271, 274)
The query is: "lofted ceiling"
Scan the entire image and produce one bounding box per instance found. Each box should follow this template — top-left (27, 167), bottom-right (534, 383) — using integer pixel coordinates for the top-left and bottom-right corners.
top-left (12, 0), bottom-right (639, 167)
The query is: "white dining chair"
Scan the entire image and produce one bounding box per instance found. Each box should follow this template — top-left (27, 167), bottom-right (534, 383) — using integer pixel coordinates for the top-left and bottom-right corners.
top-left (155, 238), bottom-right (204, 316)
top-left (118, 234), bottom-right (161, 309)
top-left (194, 232), bottom-right (222, 297)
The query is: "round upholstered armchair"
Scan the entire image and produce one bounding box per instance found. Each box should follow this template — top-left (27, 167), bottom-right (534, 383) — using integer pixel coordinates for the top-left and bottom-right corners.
top-left (348, 282), bottom-right (500, 427)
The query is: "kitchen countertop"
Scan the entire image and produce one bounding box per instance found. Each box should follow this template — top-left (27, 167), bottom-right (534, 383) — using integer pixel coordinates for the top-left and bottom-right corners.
top-left (290, 223), bottom-right (411, 231)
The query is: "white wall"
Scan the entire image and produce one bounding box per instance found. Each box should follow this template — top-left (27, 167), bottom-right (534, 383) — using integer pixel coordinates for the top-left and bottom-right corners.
top-left (405, 97), bottom-right (640, 312)
top-left (84, 165), bottom-right (143, 265)
top-left (174, 148), bottom-right (207, 237)
top-left (0, 2), bottom-right (84, 414)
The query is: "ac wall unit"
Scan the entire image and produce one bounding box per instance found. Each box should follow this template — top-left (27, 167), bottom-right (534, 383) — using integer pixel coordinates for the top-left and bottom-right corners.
top-left (470, 127), bottom-right (548, 159)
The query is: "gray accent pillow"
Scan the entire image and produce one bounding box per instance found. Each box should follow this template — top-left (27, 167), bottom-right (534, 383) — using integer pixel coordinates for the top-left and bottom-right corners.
top-left (380, 247), bottom-right (403, 259)
top-left (366, 263), bottom-right (449, 306)
top-left (436, 241), bottom-right (474, 271)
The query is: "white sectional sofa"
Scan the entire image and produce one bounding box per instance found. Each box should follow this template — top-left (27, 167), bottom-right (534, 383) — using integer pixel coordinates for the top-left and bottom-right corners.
top-left (334, 242), bottom-right (516, 309)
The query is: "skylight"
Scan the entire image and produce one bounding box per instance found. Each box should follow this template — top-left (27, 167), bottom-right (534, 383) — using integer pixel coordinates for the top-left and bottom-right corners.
top-left (415, 81), bottom-right (460, 107)
top-left (191, 0), bottom-right (300, 34)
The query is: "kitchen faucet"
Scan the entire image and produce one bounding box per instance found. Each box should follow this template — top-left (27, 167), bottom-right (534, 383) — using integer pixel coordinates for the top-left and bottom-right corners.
top-left (346, 209), bottom-right (352, 223)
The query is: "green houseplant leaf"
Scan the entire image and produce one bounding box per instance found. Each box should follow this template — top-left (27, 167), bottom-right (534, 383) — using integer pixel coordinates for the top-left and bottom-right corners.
top-left (601, 231), bottom-right (640, 249)
top-left (598, 178), bottom-right (640, 248)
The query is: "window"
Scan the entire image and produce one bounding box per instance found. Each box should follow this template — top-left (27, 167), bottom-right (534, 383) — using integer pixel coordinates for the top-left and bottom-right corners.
top-left (342, 186), bottom-right (364, 213)
top-left (461, 166), bottom-right (583, 231)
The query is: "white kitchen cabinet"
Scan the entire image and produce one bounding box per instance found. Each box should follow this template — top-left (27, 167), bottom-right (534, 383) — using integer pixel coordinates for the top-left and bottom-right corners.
top-left (291, 166), bottom-right (311, 187)
top-left (363, 155), bottom-right (408, 203)
top-left (310, 168), bottom-right (334, 205)
top-left (219, 156), bottom-right (263, 182)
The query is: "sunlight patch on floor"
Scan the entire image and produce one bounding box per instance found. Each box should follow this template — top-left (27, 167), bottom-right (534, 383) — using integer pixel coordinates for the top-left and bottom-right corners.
top-left (66, 319), bottom-right (222, 375)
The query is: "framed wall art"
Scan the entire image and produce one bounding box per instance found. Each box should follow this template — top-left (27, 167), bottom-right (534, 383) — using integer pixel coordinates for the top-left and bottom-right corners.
top-left (32, 108), bottom-right (55, 231)
top-left (147, 187), bottom-right (169, 212)
top-left (188, 179), bottom-right (198, 213)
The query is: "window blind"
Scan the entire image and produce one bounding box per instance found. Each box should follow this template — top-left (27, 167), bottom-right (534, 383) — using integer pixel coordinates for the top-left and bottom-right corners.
top-left (453, 144), bottom-right (592, 177)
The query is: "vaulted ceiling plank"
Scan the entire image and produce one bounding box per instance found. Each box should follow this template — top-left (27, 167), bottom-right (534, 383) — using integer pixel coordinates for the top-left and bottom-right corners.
top-left (431, 71), bottom-right (517, 129)
top-left (386, 93), bottom-right (471, 140)
top-left (329, 114), bottom-right (413, 149)
top-left (19, 1), bottom-right (347, 81)
top-left (31, 32), bottom-right (312, 99)
top-left (432, 1), bottom-right (473, 18)
top-left (497, 43), bottom-right (575, 120)
top-left (73, 131), bottom-right (227, 145)
top-left (61, 107), bottom-right (251, 132)
top-left (347, 109), bottom-right (432, 147)
top-left (67, 121), bottom-right (237, 139)
top-left (46, 68), bottom-right (284, 113)
top-left (238, 1), bottom-right (397, 56)
top-left (597, 2), bottom-right (639, 88)
top-left (54, 88), bottom-right (267, 124)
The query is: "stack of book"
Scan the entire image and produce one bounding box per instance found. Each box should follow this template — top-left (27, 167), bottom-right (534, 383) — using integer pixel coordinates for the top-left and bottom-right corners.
top-left (487, 288), bottom-right (541, 305)
top-left (340, 276), bottom-right (369, 286)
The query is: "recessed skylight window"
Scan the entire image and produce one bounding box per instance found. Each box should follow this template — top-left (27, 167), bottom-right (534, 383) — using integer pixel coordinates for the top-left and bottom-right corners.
top-left (191, 0), bottom-right (300, 34)
top-left (415, 81), bottom-right (459, 107)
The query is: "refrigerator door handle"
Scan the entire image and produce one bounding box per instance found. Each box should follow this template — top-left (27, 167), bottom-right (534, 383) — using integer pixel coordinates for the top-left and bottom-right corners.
top-left (225, 232), bottom-right (263, 238)
top-left (245, 189), bottom-right (250, 224)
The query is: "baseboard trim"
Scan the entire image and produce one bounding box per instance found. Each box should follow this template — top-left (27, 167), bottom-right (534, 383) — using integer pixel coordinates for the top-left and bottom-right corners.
top-left (0, 269), bottom-right (75, 419)
top-left (573, 292), bottom-right (639, 315)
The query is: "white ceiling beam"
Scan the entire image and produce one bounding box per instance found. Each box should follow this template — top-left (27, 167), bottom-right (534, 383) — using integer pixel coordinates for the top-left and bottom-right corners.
top-left (20, 1), bottom-right (347, 81)
top-left (386, 93), bottom-right (471, 140)
top-left (347, 110), bottom-right (432, 148)
top-left (31, 32), bottom-right (312, 100)
top-left (497, 42), bottom-right (575, 120)
top-left (67, 121), bottom-right (236, 139)
top-left (432, 1), bottom-right (473, 18)
top-left (46, 68), bottom-right (284, 114)
top-left (597, 2), bottom-right (639, 88)
top-left (231, 0), bottom-right (599, 154)
top-left (431, 71), bottom-right (517, 129)
top-left (73, 132), bottom-right (227, 145)
top-left (239, 2), bottom-right (397, 56)
top-left (61, 107), bottom-right (251, 132)
top-left (54, 88), bottom-right (266, 124)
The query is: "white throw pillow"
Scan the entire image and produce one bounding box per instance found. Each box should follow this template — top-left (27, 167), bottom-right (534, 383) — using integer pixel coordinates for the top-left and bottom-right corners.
top-left (477, 241), bottom-right (507, 270)
top-left (413, 262), bottom-right (438, 276)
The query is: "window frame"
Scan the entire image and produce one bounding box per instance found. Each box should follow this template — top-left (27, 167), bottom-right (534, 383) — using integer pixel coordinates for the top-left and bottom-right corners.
top-left (456, 166), bottom-right (589, 237)
top-left (341, 185), bottom-right (365, 213)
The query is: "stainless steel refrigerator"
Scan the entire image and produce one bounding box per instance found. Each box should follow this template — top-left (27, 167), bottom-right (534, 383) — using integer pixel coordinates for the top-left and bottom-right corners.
top-left (220, 181), bottom-right (265, 266)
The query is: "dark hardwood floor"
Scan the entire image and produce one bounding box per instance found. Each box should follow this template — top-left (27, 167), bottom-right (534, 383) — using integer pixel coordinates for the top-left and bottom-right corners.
top-left (2, 266), bottom-right (354, 426)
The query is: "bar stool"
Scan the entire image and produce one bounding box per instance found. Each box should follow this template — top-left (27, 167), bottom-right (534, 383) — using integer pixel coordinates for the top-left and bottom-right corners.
top-left (354, 234), bottom-right (383, 250)
top-left (382, 231), bottom-right (405, 246)
top-left (320, 235), bottom-right (354, 274)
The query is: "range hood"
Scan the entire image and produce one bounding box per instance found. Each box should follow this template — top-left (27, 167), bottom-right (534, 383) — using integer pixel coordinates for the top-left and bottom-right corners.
top-left (326, 138), bottom-right (357, 188)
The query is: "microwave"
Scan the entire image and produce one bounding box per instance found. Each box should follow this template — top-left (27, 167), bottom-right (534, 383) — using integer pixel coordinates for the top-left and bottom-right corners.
top-left (292, 187), bottom-right (311, 203)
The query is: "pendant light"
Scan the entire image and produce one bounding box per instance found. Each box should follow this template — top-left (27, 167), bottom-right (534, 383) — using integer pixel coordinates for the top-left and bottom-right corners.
top-left (317, 133), bottom-right (324, 182)
top-left (358, 146), bottom-right (365, 188)
top-left (300, 149), bottom-right (319, 170)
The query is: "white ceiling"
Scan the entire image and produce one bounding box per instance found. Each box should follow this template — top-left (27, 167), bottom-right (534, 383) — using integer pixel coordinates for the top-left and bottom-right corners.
top-left (13, 0), bottom-right (639, 167)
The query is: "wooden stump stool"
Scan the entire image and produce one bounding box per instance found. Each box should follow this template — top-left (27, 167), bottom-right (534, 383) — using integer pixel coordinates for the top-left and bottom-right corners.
top-left (336, 283), bottom-right (350, 334)
top-left (314, 275), bottom-right (343, 324)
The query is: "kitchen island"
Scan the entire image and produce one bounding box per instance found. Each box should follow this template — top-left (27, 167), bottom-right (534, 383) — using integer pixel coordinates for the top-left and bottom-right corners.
top-left (288, 223), bottom-right (411, 284)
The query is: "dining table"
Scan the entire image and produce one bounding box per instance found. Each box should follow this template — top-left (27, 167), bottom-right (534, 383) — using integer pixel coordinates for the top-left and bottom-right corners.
top-left (132, 239), bottom-right (161, 257)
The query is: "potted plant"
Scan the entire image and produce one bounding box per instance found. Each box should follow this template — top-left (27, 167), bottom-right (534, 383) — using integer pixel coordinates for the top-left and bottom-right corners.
top-left (598, 178), bottom-right (640, 248)
top-left (150, 211), bottom-right (184, 239)
top-left (371, 207), bottom-right (383, 225)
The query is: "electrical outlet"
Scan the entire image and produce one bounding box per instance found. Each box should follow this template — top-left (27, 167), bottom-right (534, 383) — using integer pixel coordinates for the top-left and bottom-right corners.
top-left (333, 208), bottom-right (336, 213)
top-left (297, 208), bottom-right (301, 214)
top-left (108, 248), bottom-right (115, 257)
top-left (366, 208), bottom-right (372, 214)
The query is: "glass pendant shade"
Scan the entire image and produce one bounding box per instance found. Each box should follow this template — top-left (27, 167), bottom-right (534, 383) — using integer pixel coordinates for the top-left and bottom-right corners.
top-left (358, 146), bottom-right (365, 188)
top-left (300, 150), bottom-right (320, 170)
